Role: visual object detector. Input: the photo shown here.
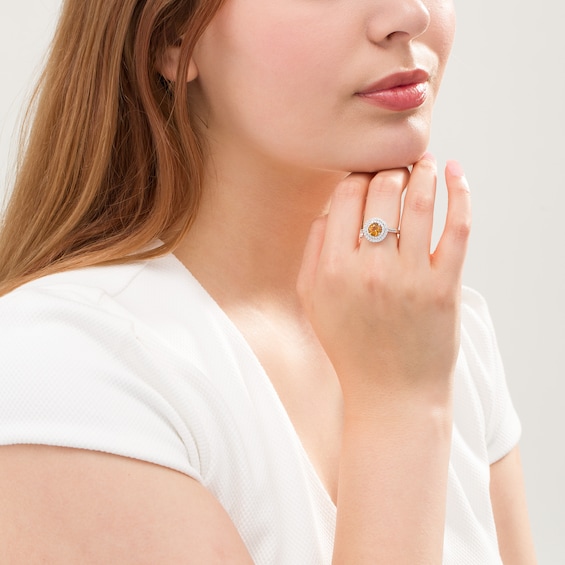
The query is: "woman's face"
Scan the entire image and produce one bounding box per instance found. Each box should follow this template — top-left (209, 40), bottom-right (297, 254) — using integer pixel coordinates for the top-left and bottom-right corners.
top-left (191, 0), bottom-right (456, 173)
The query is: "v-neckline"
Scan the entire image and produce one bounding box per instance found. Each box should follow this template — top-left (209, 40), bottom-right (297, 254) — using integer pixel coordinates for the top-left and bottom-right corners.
top-left (168, 252), bottom-right (338, 513)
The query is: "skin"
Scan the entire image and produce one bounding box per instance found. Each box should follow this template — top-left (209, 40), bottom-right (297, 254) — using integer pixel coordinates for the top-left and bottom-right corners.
top-left (188, 0), bottom-right (455, 173)
top-left (0, 0), bottom-right (537, 562)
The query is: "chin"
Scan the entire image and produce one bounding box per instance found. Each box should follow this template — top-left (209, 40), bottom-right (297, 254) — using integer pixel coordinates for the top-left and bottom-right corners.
top-left (346, 144), bottom-right (429, 174)
top-left (341, 117), bottom-right (432, 173)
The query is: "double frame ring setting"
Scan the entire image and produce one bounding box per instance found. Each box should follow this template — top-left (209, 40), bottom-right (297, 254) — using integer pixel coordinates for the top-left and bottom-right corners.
top-left (360, 217), bottom-right (400, 243)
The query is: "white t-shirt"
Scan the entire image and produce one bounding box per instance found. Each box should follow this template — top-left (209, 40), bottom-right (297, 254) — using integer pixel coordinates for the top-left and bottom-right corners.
top-left (0, 254), bottom-right (521, 564)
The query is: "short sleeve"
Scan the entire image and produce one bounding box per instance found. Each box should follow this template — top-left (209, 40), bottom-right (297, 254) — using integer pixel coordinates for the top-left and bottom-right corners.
top-left (0, 285), bottom-right (203, 481)
top-left (460, 287), bottom-right (522, 464)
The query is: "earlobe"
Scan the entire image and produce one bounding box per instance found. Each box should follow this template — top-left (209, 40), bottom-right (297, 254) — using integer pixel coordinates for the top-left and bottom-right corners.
top-left (158, 46), bottom-right (199, 83)
top-left (186, 59), bottom-right (199, 82)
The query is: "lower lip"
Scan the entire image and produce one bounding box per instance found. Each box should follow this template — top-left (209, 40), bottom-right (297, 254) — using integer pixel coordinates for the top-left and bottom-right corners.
top-left (357, 82), bottom-right (429, 111)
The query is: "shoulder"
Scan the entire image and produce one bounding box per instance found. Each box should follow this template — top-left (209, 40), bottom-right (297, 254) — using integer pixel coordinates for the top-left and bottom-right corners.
top-left (0, 259), bottom-right (157, 378)
top-left (0, 254), bottom-right (267, 479)
top-left (0, 254), bottom-right (198, 342)
top-left (0, 256), bottom-right (206, 477)
top-left (0, 253), bottom-right (182, 310)
top-left (0, 260), bottom-right (143, 363)
top-left (0, 259), bottom-right (141, 320)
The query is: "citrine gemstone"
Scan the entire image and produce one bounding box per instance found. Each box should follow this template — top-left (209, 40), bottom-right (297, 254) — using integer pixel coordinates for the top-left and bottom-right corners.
top-left (368, 222), bottom-right (383, 238)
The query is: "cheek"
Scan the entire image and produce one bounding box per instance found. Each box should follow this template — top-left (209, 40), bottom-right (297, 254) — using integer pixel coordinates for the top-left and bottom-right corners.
top-left (430, 1), bottom-right (456, 66)
top-left (239, 34), bottom-right (339, 111)
top-left (192, 0), bottom-right (456, 172)
top-left (195, 18), bottom-right (345, 156)
top-left (197, 2), bottom-right (344, 105)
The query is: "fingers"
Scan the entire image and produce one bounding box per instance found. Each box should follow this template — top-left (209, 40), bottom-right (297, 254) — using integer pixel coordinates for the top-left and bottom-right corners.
top-left (433, 161), bottom-right (471, 281)
top-left (300, 158), bottom-right (470, 302)
top-left (398, 154), bottom-right (437, 263)
top-left (361, 168), bottom-right (409, 250)
top-left (322, 170), bottom-right (409, 258)
top-left (322, 174), bottom-right (371, 255)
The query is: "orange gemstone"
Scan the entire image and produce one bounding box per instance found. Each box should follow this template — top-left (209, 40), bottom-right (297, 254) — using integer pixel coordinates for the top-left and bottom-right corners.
top-left (368, 222), bottom-right (383, 238)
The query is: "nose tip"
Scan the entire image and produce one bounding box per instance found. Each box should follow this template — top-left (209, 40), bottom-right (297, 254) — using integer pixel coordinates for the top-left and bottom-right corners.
top-left (367, 0), bottom-right (431, 45)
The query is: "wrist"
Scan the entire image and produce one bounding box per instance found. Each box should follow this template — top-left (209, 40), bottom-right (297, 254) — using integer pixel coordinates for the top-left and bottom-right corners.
top-left (342, 385), bottom-right (453, 438)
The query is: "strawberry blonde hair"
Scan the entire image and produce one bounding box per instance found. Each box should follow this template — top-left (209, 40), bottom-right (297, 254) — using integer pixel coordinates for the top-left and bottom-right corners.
top-left (0, 0), bottom-right (225, 295)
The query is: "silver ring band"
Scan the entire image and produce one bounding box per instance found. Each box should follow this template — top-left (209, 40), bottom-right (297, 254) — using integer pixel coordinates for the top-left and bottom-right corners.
top-left (359, 217), bottom-right (400, 243)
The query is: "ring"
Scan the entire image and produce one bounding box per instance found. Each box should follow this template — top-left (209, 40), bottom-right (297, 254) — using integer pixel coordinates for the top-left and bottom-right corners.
top-left (359, 217), bottom-right (400, 243)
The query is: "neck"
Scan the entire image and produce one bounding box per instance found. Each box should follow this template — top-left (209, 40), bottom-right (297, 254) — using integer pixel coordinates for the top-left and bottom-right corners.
top-left (175, 152), bottom-right (347, 310)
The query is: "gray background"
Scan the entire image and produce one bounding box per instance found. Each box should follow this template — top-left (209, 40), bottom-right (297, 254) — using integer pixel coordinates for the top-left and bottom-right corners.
top-left (1, 1), bottom-right (563, 562)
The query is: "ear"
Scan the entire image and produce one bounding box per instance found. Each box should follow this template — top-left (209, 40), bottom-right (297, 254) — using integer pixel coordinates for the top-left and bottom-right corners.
top-left (158, 46), bottom-right (199, 83)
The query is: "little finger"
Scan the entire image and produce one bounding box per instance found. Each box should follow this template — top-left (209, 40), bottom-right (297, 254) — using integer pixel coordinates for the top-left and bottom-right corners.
top-left (432, 160), bottom-right (472, 282)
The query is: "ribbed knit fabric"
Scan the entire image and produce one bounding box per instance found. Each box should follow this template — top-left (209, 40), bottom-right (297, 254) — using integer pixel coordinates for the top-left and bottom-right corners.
top-left (0, 254), bottom-right (520, 564)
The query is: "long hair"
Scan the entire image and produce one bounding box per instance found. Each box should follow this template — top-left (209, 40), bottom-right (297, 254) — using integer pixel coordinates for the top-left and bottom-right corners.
top-left (0, 0), bottom-right (225, 296)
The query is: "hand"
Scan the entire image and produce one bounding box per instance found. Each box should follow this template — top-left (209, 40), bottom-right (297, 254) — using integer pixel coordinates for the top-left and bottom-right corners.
top-left (297, 155), bottom-right (471, 408)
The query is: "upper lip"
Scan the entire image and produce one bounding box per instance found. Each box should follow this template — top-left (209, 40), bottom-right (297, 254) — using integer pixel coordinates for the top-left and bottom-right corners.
top-left (357, 69), bottom-right (430, 94)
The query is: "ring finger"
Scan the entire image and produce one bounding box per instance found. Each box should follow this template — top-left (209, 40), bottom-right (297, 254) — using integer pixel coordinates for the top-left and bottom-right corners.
top-left (359, 168), bottom-right (409, 250)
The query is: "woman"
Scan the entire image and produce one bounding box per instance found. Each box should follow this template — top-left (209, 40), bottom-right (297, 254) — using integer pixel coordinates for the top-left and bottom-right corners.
top-left (0, 0), bottom-right (537, 563)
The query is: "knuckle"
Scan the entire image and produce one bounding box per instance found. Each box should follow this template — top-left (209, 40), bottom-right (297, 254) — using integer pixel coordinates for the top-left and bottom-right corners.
top-left (416, 157), bottom-right (437, 174)
top-left (311, 215), bottom-right (327, 234)
top-left (433, 284), bottom-right (458, 311)
top-left (334, 175), bottom-right (368, 201)
top-left (370, 170), bottom-right (406, 196)
top-left (407, 191), bottom-right (435, 215)
top-left (399, 278), bottom-right (423, 305)
top-left (359, 264), bottom-right (386, 293)
top-left (449, 218), bottom-right (472, 241)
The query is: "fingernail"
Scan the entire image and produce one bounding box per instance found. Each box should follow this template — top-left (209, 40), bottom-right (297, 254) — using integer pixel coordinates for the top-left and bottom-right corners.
top-left (446, 161), bottom-right (471, 192)
top-left (421, 151), bottom-right (436, 163)
top-left (447, 160), bottom-right (465, 177)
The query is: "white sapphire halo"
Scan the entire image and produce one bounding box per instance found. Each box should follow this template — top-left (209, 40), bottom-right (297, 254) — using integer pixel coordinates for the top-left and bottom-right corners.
top-left (360, 217), bottom-right (400, 243)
